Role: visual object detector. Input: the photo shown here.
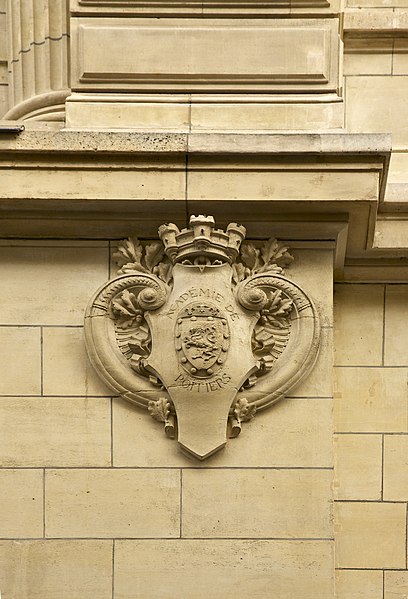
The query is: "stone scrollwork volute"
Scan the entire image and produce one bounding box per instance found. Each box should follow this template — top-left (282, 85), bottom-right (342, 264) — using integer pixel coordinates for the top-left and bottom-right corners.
top-left (84, 215), bottom-right (320, 460)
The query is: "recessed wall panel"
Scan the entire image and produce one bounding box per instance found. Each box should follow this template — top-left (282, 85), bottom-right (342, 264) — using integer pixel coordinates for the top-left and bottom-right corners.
top-left (71, 18), bottom-right (339, 93)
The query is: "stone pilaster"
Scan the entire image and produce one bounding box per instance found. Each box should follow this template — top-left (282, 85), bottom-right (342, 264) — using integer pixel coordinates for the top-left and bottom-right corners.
top-left (4, 0), bottom-right (69, 121)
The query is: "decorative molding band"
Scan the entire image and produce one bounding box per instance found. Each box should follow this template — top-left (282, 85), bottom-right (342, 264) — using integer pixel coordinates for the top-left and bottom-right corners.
top-left (71, 0), bottom-right (338, 17)
top-left (344, 9), bottom-right (408, 39)
top-left (3, 90), bottom-right (70, 121)
top-left (85, 215), bottom-right (320, 459)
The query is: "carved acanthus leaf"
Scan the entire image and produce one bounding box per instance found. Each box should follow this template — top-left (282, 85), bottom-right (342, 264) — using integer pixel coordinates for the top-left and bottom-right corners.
top-left (113, 237), bottom-right (147, 274)
top-left (252, 289), bottom-right (293, 358)
top-left (232, 262), bottom-right (249, 285)
top-left (153, 260), bottom-right (173, 284)
top-left (263, 289), bottom-right (293, 328)
top-left (233, 397), bottom-right (257, 423)
top-left (113, 237), bottom-right (173, 284)
top-left (147, 397), bottom-right (176, 439)
top-left (241, 243), bottom-right (261, 272)
top-left (144, 241), bottom-right (164, 272)
top-left (238, 238), bottom-right (294, 281)
top-left (148, 397), bottom-right (171, 422)
top-left (111, 289), bottom-right (152, 377)
top-left (260, 238), bottom-right (294, 270)
top-left (111, 289), bottom-right (144, 329)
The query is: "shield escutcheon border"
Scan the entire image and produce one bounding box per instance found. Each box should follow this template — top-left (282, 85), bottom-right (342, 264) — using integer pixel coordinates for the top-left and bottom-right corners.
top-left (175, 302), bottom-right (230, 379)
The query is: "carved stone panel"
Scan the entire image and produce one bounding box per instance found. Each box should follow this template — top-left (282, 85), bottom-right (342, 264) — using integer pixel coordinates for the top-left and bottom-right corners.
top-left (85, 215), bottom-right (320, 460)
top-left (71, 18), bottom-right (339, 93)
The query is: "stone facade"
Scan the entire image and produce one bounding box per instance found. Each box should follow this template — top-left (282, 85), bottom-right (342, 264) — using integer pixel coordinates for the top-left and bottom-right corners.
top-left (0, 1), bottom-right (407, 598)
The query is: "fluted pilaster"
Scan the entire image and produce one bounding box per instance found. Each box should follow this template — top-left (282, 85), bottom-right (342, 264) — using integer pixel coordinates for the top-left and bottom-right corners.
top-left (5, 0), bottom-right (69, 121)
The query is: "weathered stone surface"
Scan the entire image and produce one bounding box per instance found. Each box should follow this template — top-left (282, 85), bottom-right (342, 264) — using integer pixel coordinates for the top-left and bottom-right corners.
top-left (383, 434), bottom-right (408, 500)
top-left (0, 540), bottom-right (112, 599)
top-left (336, 570), bottom-right (383, 599)
top-left (334, 367), bottom-right (408, 433)
top-left (0, 327), bottom-right (41, 394)
top-left (43, 327), bottom-right (111, 396)
top-left (182, 469), bottom-right (332, 538)
top-left (0, 397), bottom-right (111, 467)
top-left (45, 469), bottom-right (180, 538)
top-left (384, 285), bottom-right (408, 365)
top-left (4, 2), bottom-right (408, 596)
top-left (385, 572), bottom-right (408, 599)
top-left (335, 502), bottom-right (407, 568)
top-left (334, 284), bottom-right (384, 366)
top-left (335, 434), bottom-right (382, 500)
top-left (0, 246), bottom-right (108, 325)
top-left (0, 470), bottom-right (43, 538)
top-left (115, 539), bottom-right (334, 598)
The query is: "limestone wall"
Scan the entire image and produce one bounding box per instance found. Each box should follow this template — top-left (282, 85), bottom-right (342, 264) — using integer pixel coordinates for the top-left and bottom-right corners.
top-left (334, 283), bottom-right (408, 598)
top-left (0, 240), bottom-right (334, 598)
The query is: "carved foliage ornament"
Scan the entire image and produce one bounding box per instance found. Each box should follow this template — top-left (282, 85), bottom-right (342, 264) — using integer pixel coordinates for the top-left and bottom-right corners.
top-left (85, 216), bottom-right (320, 460)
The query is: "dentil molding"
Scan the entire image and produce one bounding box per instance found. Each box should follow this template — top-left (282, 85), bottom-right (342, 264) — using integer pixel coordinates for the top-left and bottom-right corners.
top-left (85, 215), bottom-right (320, 459)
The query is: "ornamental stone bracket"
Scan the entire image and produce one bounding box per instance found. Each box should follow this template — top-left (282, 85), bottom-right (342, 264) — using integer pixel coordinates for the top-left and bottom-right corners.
top-left (84, 215), bottom-right (320, 460)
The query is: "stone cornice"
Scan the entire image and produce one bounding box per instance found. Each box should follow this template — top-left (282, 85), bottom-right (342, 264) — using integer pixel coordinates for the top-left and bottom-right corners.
top-left (0, 129), bottom-right (404, 280)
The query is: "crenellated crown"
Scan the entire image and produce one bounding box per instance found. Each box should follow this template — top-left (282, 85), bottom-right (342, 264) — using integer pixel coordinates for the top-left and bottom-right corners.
top-left (158, 215), bottom-right (246, 265)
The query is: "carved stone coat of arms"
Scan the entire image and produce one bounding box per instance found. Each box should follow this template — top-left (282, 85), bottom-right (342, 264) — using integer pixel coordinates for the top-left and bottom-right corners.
top-left (85, 215), bottom-right (320, 460)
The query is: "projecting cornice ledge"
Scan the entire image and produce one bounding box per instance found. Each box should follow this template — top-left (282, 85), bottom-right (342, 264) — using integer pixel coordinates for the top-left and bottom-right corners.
top-left (0, 129), bottom-right (403, 280)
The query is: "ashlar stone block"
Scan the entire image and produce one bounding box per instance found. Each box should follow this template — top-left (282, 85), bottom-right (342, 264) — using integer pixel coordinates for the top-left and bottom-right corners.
top-left (0, 469), bottom-right (43, 538)
top-left (335, 502), bottom-right (407, 568)
top-left (334, 434), bottom-right (382, 500)
top-left (43, 327), bottom-right (111, 396)
top-left (0, 540), bottom-right (112, 599)
top-left (114, 539), bottom-right (334, 599)
top-left (384, 284), bottom-right (408, 365)
top-left (287, 248), bottom-right (333, 327)
top-left (385, 571), bottom-right (408, 599)
top-left (334, 284), bottom-right (384, 366)
top-left (45, 469), bottom-right (180, 538)
top-left (346, 76), bottom-right (408, 149)
top-left (334, 367), bottom-right (408, 433)
top-left (0, 397), bottom-right (111, 467)
top-left (182, 469), bottom-right (332, 539)
top-left (0, 327), bottom-right (41, 395)
top-left (344, 41), bottom-right (393, 75)
top-left (0, 246), bottom-right (108, 325)
top-left (383, 434), bottom-right (408, 501)
top-left (335, 570), bottom-right (383, 599)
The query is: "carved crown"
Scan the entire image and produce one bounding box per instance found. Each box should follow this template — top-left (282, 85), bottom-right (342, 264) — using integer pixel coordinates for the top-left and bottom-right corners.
top-left (158, 215), bottom-right (246, 265)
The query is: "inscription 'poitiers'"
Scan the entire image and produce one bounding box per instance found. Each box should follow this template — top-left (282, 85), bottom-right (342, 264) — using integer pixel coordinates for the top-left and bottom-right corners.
top-left (174, 372), bottom-right (232, 393)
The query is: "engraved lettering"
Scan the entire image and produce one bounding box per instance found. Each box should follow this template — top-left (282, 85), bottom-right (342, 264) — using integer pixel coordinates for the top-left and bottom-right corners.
top-left (174, 371), bottom-right (231, 392)
top-left (198, 288), bottom-right (224, 303)
top-left (225, 304), bottom-right (239, 321)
